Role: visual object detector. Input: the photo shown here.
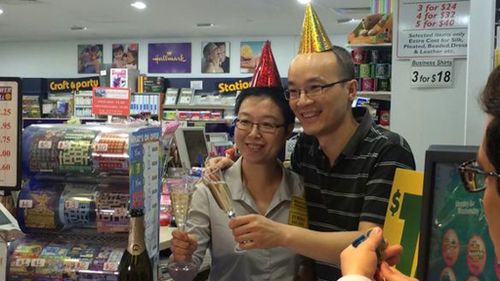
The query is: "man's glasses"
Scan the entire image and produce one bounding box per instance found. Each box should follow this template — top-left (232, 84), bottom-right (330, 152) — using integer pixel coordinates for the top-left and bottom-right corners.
top-left (234, 118), bottom-right (284, 134)
top-left (458, 160), bottom-right (500, 192)
top-left (284, 78), bottom-right (352, 100)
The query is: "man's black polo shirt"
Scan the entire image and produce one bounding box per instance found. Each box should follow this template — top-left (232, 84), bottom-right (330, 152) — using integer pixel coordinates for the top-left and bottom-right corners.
top-left (291, 107), bottom-right (415, 281)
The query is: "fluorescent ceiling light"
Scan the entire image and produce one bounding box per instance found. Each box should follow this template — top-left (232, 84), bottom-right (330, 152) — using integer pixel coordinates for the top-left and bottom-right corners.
top-left (131, 1), bottom-right (146, 9)
top-left (297, 0), bottom-right (311, 4)
top-left (197, 23), bottom-right (214, 28)
top-left (0, 9), bottom-right (3, 15)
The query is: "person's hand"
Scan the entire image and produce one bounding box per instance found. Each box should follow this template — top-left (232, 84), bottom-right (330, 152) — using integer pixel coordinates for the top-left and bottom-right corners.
top-left (228, 214), bottom-right (285, 249)
top-left (383, 243), bottom-right (404, 266)
top-left (205, 156), bottom-right (234, 171)
top-left (379, 262), bottom-right (419, 281)
top-left (340, 227), bottom-right (384, 279)
top-left (170, 230), bottom-right (198, 263)
top-left (203, 157), bottom-right (234, 180)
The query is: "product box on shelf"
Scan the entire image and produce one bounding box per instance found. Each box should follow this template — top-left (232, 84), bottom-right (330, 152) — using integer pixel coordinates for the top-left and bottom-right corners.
top-left (7, 123), bottom-right (161, 281)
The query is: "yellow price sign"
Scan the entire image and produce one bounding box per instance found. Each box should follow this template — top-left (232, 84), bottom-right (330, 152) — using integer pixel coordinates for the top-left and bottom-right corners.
top-left (383, 168), bottom-right (424, 277)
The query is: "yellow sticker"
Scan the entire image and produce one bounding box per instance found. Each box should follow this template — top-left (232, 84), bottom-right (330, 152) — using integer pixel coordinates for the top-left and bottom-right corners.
top-left (288, 195), bottom-right (308, 228)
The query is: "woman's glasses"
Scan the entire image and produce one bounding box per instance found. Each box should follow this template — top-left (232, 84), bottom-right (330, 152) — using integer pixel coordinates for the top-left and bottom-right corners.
top-left (458, 160), bottom-right (500, 192)
top-left (234, 118), bottom-right (284, 134)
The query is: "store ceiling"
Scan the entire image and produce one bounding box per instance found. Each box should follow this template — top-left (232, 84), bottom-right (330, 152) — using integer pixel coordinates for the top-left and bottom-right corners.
top-left (0, 0), bottom-right (370, 42)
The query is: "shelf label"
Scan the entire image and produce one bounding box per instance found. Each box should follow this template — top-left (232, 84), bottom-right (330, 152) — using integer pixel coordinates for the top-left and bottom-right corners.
top-left (0, 79), bottom-right (20, 189)
top-left (397, 0), bottom-right (470, 58)
top-left (410, 59), bottom-right (453, 88)
top-left (19, 199), bottom-right (33, 208)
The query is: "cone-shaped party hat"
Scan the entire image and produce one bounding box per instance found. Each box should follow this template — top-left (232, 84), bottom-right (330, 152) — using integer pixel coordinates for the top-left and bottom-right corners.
top-left (250, 41), bottom-right (282, 88)
top-left (298, 3), bottom-right (332, 54)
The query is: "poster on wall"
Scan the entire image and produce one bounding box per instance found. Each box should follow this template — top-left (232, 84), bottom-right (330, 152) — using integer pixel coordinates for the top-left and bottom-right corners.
top-left (77, 44), bottom-right (103, 74)
top-left (240, 41), bottom-right (266, 73)
top-left (148, 43), bottom-right (191, 73)
top-left (397, 0), bottom-right (470, 59)
top-left (112, 43), bottom-right (138, 69)
top-left (201, 42), bottom-right (230, 73)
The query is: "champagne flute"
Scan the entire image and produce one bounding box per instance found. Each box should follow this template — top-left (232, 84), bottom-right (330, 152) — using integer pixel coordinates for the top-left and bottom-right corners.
top-left (167, 177), bottom-right (198, 281)
top-left (203, 167), bottom-right (245, 253)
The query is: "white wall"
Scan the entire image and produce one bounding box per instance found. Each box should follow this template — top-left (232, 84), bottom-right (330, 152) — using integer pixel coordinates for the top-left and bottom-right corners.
top-left (0, 34), bottom-right (347, 79)
top-left (391, 0), bottom-right (495, 170)
top-left (2, 14), bottom-right (492, 171)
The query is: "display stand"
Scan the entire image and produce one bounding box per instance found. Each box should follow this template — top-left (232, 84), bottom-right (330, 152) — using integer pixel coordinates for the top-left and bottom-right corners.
top-left (6, 123), bottom-right (161, 281)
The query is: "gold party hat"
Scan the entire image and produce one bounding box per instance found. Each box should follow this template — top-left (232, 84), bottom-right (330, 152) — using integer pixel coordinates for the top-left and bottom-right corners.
top-left (298, 3), bottom-right (332, 54)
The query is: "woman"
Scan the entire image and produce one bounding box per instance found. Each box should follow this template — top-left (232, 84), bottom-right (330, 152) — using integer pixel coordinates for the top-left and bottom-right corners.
top-left (171, 42), bottom-right (305, 281)
top-left (339, 66), bottom-right (500, 281)
top-left (202, 42), bottom-right (223, 73)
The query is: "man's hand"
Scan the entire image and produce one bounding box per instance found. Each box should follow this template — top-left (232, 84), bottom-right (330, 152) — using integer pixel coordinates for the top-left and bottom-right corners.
top-left (340, 227), bottom-right (384, 279)
top-left (171, 230), bottom-right (198, 263)
top-left (228, 214), bottom-right (286, 250)
top-left (379, 262), bottom-right (419, 281)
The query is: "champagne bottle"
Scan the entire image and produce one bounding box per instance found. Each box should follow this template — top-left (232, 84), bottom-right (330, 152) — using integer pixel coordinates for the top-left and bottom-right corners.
top-left (118, 208), bottom-right (153, 281)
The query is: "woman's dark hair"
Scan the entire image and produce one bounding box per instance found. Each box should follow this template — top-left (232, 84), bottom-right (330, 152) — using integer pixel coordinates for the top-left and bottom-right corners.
top-left (480, 65), bottom-right (500, 174)
top-left (234, 87), bottom-right (295, 128)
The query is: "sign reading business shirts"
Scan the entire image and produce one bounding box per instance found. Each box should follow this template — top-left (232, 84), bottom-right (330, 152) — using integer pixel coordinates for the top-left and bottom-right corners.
top-left (397, 0), bottom-right (470, 58)
top-left (410, 59), bottom-right (454, 88)
top-left (92, 87), bottom-right (130, 116)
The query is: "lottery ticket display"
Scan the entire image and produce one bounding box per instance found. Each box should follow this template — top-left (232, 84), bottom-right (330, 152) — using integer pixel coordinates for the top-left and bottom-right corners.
top-left (8, 124), bottom-right (161, 281)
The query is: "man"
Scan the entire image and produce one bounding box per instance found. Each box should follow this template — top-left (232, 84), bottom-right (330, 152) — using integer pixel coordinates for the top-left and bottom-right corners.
top-left (216, 4), bottom-right (414, 280)
top-left (216, 42), bottom-right (230, 73)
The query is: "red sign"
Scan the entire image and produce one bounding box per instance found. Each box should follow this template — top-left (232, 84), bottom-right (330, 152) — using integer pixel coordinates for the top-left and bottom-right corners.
top-left (92, 87), bottom-right (130, 116)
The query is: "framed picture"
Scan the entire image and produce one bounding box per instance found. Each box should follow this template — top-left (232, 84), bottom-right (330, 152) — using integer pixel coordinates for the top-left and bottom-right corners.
top-left (201, 42), bottom-right (230, 73)
top-left (148, 43), bottom-right (191, 73)
top-left (112, 43), bottom-right (138, 69)
top-left (78, 44), bottom-right (103, 74)
top-left (240, 41), bottom-right (266, 73)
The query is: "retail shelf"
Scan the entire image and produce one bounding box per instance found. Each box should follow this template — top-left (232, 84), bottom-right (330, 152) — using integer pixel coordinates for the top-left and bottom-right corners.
top-left (163, 104), bottom-right (235, 110)
top-left (357, 91), bottom-right (391, 101)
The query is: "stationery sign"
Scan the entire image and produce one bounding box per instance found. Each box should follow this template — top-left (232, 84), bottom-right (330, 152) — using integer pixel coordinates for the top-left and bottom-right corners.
top-left (0, 78), bottom-right (21, 190)
top-left (410, 59), bottom-right (454, 88)
top-left (92, 87), bottom-right (130, 116)
top-left (148, 43), bottom-right (191, 73)
top-left (383, 168), bottom-right (424, 277)
top-left (397, 0), bottom-right (470, 58)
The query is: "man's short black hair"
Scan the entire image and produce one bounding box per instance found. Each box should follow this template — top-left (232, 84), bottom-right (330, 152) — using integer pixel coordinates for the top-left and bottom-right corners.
top-left (330, 46), bottom-right (355, 80)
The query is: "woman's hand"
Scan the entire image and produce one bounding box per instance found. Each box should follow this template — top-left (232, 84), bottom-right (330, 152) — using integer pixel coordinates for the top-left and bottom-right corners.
top-left (171, 229), bottom-right (198, 263)
top-left (203, 157), bottom-right (234, 180)
top-left (228, 214), bottom-right (285, 249)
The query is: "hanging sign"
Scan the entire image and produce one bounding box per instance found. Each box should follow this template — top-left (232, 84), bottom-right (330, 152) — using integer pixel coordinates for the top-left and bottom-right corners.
top-left (410, 59), bottom-right (454, 88)
top-left (0, 78), bottom-right (21, 190)
top-left (47, 77), bottom-right (100, 93)
top-left (92, 87), bottom-right (130, 116)
top-left (397, 0), bottom-right (470, 58)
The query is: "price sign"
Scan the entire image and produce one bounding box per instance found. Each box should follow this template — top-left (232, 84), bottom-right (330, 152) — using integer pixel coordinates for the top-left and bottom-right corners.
top-left (0, 78), bottom-right (21, 190)
top-left (31, 258), bottom-right (46, 267)
top-left (397, 0), bottom-right (470, 58)
top-left (19, 199), bottom-right (33, 208)
top-left (410, 59), bottom-right (453, 88)
top-left (383, 168), bottom-right (424, 277)
top-left (92, 87), bottom-right (130, 117)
